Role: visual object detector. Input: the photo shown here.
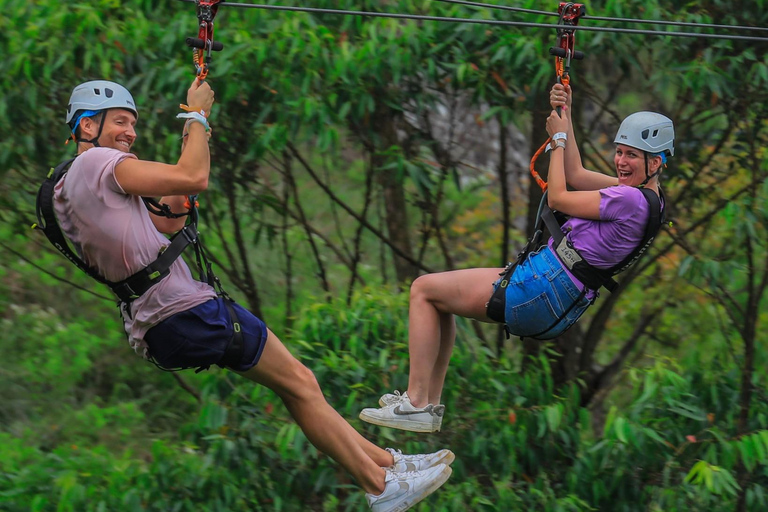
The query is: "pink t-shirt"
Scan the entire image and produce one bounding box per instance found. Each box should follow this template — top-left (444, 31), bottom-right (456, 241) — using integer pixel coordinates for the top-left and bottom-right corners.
top-left (53, 147), bottom-right (217, 357)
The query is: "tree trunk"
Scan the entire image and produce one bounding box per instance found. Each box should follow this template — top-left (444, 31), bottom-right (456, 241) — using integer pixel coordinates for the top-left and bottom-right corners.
top-left (372, 109), bottom-right (418, 285)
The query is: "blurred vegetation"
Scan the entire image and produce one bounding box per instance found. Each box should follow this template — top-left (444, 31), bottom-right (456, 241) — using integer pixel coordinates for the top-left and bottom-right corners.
top-left (1, 0), bottom-right (767, 510)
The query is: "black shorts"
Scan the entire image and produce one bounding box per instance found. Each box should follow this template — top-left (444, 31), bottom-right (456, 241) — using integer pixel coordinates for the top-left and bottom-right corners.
top-left (144, 298), bottom-right (268, 371)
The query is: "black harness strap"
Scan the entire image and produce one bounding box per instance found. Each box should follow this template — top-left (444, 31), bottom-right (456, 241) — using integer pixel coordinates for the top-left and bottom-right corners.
top-left (219, 300), bottom-right (245, 368)
top-left (35, 158), bottom-right (198, 304)
top-left (37, 156), bottom-right (247, 372)
top-left (544, 187), bottom-right (664, 292)
top-left (36, 158), bottom-right (109, 285)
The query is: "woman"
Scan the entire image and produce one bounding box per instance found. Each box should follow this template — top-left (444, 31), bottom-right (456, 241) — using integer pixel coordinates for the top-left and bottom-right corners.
top-left (359, 84), bottom-right (674, 433)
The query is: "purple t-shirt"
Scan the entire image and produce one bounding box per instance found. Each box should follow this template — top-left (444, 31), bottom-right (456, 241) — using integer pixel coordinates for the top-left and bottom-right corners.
top-left (548, 185), bottom-right (658, 290)
top-left (53, 147), bottom-right (217, 357)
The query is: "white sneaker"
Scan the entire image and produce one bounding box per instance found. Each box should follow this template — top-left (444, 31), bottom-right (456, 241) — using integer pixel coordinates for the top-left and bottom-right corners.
top-left (360, 395), bottom-right (445, 433)
top-left (379, 390), bottom-right (407, 407)
top-left (386, 447), bottom-right (455, 472)
top-left (366, 465), bottom-right (452, 512)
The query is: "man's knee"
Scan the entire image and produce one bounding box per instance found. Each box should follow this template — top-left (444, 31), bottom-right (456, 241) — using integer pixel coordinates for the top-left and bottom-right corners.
top-left (281, 361), bottom-right (323, 403)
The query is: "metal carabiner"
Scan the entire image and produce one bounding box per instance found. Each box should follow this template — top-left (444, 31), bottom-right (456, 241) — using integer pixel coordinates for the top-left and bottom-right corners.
top-left (185, 0), bottom-right (224, 80)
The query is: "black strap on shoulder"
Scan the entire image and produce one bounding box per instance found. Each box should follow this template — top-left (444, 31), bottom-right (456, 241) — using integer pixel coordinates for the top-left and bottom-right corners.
top-left (35, 158), bottom-right (201, 304)
top-left (611, 187), bottom-right (664, 274)
top-left (35, 157), bottom-right (111, 285)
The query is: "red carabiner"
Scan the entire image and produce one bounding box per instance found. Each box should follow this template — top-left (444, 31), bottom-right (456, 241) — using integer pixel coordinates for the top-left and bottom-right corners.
top-left (187, 0), bottom-right (223, 80)
top-left (553, 2), bottom-right (586, 89)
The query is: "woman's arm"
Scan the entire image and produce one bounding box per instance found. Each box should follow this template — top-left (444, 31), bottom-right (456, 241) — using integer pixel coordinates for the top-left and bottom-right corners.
top-left (550, 84), bottom-right (618, 191)
top-left (545, 109), bottom-right (602, 220)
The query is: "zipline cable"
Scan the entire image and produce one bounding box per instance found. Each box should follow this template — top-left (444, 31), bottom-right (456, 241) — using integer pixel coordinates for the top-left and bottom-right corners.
top-left (433, 0), bottom-right (768, 33)
top-left (175, 0), bottom-right (768, 42)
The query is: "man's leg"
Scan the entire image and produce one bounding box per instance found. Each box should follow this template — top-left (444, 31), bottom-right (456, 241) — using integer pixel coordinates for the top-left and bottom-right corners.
top-left (406, 268), bottom-right (503, 407)
top-left (237, 330), bottom-right (391, 494)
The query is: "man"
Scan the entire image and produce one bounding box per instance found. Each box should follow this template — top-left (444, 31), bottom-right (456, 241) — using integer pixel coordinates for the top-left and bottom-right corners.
top-left (48, 78), bottom-right (453, 511)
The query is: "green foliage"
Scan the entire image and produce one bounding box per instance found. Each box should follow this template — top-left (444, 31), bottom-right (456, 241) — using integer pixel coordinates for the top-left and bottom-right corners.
top-left (2, 0), bottom-right (768, 510)
top-left (3, 289), bottom-right (768, 510)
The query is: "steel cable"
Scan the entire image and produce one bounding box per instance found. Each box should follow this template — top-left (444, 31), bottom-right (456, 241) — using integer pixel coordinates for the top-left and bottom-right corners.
top-left (175, 0), bottom-right (768, 42)
top-left (433, 0), bottom-right (768, 33)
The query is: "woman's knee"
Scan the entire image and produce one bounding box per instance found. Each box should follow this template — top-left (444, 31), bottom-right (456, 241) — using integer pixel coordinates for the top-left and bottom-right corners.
top-left (410, 273), bottom-right (442, 303)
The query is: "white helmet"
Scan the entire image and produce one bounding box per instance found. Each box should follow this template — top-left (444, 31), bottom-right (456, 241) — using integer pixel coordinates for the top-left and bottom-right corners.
top-left (614, 112), bottom-right (674, 157)
top-left (65, 80), bottom-right (138, 126)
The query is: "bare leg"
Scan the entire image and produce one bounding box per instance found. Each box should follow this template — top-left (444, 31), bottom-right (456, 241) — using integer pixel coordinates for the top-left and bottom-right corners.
top-left (238, 330), bottom-right (393, 494)
top-left (406, 268), bottom-right (503, 408)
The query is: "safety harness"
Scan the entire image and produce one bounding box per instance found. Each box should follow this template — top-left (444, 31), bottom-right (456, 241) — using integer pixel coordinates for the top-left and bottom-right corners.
top-left (486, 2), bottom-right (666, 336)
top-left (34, 156), bottom-right (244, 370)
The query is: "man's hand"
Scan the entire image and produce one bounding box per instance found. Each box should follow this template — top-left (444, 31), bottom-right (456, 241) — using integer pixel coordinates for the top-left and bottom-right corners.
top-left (186, 78), bottom-right (215, 115)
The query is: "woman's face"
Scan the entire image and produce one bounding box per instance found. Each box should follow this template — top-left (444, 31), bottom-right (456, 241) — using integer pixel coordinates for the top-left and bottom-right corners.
top-left (614, 144), bottom-right (661, 187)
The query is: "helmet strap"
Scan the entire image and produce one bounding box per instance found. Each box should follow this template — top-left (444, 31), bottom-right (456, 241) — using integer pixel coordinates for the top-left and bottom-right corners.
top-left (639, 152), bottom-right (662, 187)
top-left (77, 111), bottom-right (107, 148)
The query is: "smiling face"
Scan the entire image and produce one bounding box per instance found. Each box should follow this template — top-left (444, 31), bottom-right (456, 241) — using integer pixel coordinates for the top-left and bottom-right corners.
top-left (79, 109), bottom-right (137, 152)
top-left (614, 144), bottom-right (662, 187)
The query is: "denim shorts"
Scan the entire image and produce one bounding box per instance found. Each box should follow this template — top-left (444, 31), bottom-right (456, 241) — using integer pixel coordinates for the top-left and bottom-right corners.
top-left (144, 298), bottom-right (268, 371)
top-left (493, 246), bottom-right (592, 340)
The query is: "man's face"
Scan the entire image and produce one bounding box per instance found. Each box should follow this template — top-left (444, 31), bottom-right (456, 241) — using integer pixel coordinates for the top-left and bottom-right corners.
top-left (80, 109), bottom-right (137, 152)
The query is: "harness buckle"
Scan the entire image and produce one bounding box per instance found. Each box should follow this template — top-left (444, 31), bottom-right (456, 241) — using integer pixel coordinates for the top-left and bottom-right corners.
top-left (112, 282), bottom-right (139, 301)
top-left (555, 236), bottom-right (583, 270)
top-left (181, 225), bottom-right (198, 244)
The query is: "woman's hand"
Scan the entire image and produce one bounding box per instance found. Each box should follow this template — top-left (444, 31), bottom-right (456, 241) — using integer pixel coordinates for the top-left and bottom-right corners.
top-left (549, 83), bottom-right (572, 112)
top-left (546, 110), bottom-right (569, 137)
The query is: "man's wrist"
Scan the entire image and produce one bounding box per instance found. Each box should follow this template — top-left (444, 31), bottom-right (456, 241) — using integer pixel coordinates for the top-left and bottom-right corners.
top-left (177, 111), bottom-right (211, 132)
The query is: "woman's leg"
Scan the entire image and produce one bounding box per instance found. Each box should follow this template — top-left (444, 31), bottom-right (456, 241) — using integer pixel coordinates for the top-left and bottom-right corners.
top-left (237, 330), bottom-right (392, 494)
top-left (406, 268), bottom-right (504, 407)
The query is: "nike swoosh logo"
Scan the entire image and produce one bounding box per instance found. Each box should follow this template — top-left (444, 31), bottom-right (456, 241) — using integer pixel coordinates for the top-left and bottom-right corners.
top-left (393, 405), bottom-right (430, 416)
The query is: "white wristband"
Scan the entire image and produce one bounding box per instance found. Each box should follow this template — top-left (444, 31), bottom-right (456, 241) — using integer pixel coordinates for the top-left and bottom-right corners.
top-left (177, 111), bottom-right (210, 132)
top-left (552, 132), bottom-right (567, 142)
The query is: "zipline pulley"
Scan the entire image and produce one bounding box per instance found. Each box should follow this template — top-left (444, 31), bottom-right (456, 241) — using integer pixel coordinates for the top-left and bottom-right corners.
top-left (550, 2), bottom-right (586, 100)
top-left (186, 0), bottom-right (225, 80)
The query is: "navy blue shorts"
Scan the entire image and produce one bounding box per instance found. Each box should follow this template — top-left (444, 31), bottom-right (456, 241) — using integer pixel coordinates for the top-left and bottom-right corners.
top-left (144, 298), bottom-right (268, 372)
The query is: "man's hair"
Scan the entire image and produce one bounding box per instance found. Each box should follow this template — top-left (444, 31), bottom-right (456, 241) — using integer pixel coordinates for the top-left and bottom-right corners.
top-left (73, 111), bottom-right (105, 140)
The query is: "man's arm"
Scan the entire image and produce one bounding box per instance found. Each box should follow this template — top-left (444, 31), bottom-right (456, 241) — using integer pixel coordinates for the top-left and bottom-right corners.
top-left (148, 119), bottom-right (211, 234)
top-left (115, 79), bottom-right (215, 199)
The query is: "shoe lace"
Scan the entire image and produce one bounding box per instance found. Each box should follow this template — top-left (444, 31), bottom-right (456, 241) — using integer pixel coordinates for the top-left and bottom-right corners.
top-left (387, 467), bottom-right (424, 480)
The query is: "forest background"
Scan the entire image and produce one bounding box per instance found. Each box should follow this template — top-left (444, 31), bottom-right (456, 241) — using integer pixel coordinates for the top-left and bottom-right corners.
top-left (1, 0), bottom-right (767, 510)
